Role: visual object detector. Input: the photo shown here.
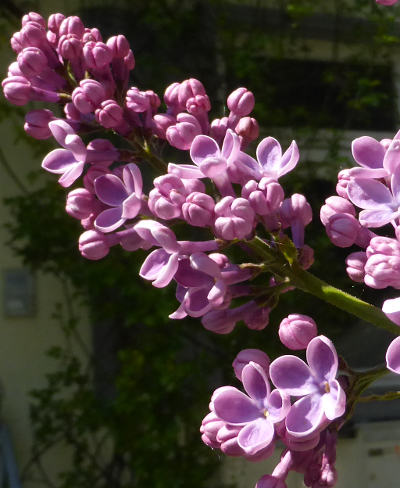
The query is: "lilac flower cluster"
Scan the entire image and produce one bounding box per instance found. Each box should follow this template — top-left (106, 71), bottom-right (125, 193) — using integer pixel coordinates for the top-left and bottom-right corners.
top-left (201, 336), bottom-right (344, 487)
top-left (4, 9), bottom-right (400, 488)
top-left (2, 12), bottom-right (316, 335)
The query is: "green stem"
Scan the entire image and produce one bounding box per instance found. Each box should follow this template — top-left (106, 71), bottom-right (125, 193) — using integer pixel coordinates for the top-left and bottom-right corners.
top-left (358, 391), bottom-right (400, 403)
top-left (247, 237), bottom-right (400, 336)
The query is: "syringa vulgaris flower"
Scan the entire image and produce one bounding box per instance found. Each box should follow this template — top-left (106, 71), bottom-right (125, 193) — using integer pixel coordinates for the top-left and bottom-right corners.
top-left (270, 336), bottom-right (345, 440)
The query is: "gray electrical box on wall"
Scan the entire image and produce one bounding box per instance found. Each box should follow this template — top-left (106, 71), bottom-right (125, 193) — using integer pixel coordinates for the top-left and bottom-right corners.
top-left (3, 269), bottom-right (35, 317)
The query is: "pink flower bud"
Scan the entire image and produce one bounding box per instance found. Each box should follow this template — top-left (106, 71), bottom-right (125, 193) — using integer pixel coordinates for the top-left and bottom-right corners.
top-left (20, 21), bottom-right (47, 48)
top-left (126, 87), bottom-right (150, 112)
top-left (152, 113), bottom-right (175, 138)
top-left (235, 116), bottom-right (259, 144)
top-left (227, 87), bottom-right (255, 116)
top-left (58, 34), bottom-right (82, 60)
top-left (17, 47), bottom-right (48, 77)
top-left (66, 188), bottom-right (98, 219)
top-left (201, 309), bottom-right (236, 334)
top-left (24, 109), bottom-right (54, 139)
top-left (178, 78), bottom-right (206, 107)
top-left (182, 191), bottom-right (215, 227)
top-left (2, 76), bottom-right (31, 105)
top-left (364, 254), bottom-right (400, 288)
top-left (48, 13), bottom-right (65, 33)
top-left (79, 230), bottom-right (111, 260)
top-left (243, 304), bottom-right (270, 330)
top-left (124, 50), bottom-right (135, 70)
top-left (95, 99), bottom-right (124, 129)
top-left (232, 349), bottom-right (270, 381)
top-left (145, 90), bottom-right (161, 114)
top-left (325, 213), bottom-right (360, 248)
top-left (336, 169), bottom-right (351, 199)
top-left (320, 196), bottom-right (356, 226)
top-left (166, 113), bottom-right (202, 150)
top-left (298, 244), bottom-right (315, 270)
top-left (209, 117), bottom-right (228, 143)
top-left (279, 314), bottom-right (318, 350)
top-left (82, 28), bottom-right (102, 43)
top-left (242, 178), bottom-right (284, 215)
top-left (106, 35), bottom-right (130, 58)
top-left (22, 12), bottom-right (46, 29)
top-left (366, 236), bottom-right (400, 257)
top-left (186, 94), bottom-right (211, 115)
top-left (214, 196), bottom-right (255, 240)
top-left (72, 79), bottom-right (106, 114)
top-left (345, 251), bottom-right (367, 283)
top-left (59, 16), bottom-right (85, 39)
top-left (10, 32), bottom-right (24, 53)
top-left (164, 82), bottom-right (182, 113)
top-left (83, 41), bottom-right (112, 70)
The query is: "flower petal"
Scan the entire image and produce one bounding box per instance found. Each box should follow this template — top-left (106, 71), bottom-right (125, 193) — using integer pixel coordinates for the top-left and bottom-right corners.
top-left (168, 163), bottom-right (203, 179)
top-left (278, 140), bottom-right (299, 177)
top-left (382, 297), bottom-right (400, 326)
top-left (221, 129), bottom-right (240, 161)
top-left (352, 136), bottom-right (385, 169)
top-left (58, 160), bottom-right (85, 187)
top-left (242, 362), bottom-right (270, 403)
top-left (42, 149), bottom-right (77, 174)
top-left (190, 135), bottom-right (220, 166)
top-left (94, 207), bottom-right (124, 233)
top-left (306, 335), bottom-right (338, 382)
top-left (269, 355), bottom-right (316, 396)
top-left (237, 418), bottom-right (274, 455)
top-left (322, 380), bottom-right (345, 420)
top-left (285, 394), bottom-right (325, 438)
top-left (347, 178), bottom-right (395, 210)
top-left (256, 137), bottom-right (282, 178)
top-left (95, 174), bottom-right (128, 206)
top-left (386, 336), bottom-right (400, 374)
top-left (267, 389), bottom-right (291, 424)
top-left (213, 388), bottom-right (260, 424)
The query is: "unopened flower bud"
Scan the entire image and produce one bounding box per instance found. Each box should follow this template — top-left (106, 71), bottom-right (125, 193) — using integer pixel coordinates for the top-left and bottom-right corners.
top-left (79, 230), bottom-right (112, 260)
top-left (345, 251), bottom-right (367, 283)
top-left (166, 113), bottom-right (202, 150)
top-left (48, 13), bottom-right (65, 34)
top-left (22, 12), bottom-right (46, 29)
top-left (202, 309), bottom-right (236, 334)
top-left (325, 213), bottom-right (360, 248)
top-left (152, 113), bottom-right (175, 138)
top-left (95, 99), bottom-right (124, 128)
top-left (58, 34), bottom-right (82, 60)
top-left (66, 188), bottom-right (98, 219)
top-left (178, 78), bottom-right (206, 107)
top-left (235, 116), bottom-right (259, 144)
top-left (24, 109), bottom-right (54, 139)
top-left (126, 86), bottom-right (150, 112)
top-left (227, 87), bottom-right (255, 116)
top-left (72, 79), bottom-right (106, 114)
top-left (243, 304), bottom-right (270, 330)
top-left (17, 47), bottom-right (48, 77)
top-left (320, 196), bottom-right (356, 226)
top-left (279, 314), bottom-right (318, 350)
top-left (106, 35), bottom-right (130, 58)
top-left (2, 76), bottom-right (31, 105)
top-left (232, 349), bottom-right (270, 381)
top-left (182, 191), bottom-right (215, 227)
top-left (83, 41), bottom-right (112, 70)
top-left (59, 16), bottom-right (85, 39)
